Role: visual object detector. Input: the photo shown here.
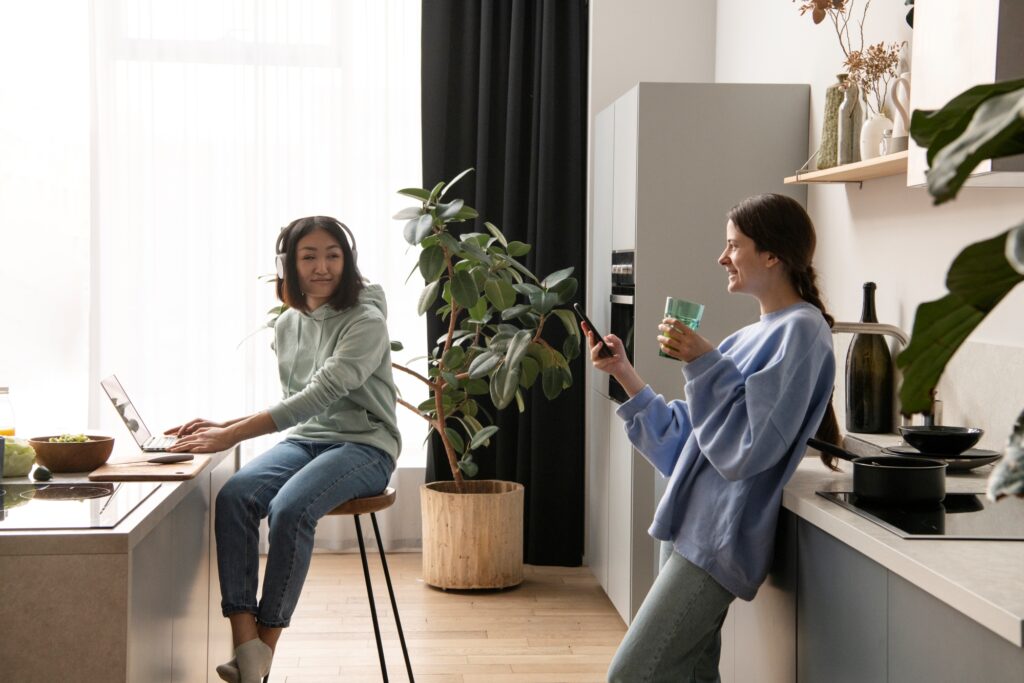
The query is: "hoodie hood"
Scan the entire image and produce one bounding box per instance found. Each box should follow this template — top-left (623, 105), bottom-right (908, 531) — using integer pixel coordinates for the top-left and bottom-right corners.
top-left (308, 283), bottom-right (388, 322)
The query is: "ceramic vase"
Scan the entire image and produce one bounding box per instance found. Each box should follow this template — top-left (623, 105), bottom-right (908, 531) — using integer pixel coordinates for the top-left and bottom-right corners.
top-left (860, 112), bottom-right (894, 160)
top-left (838, 80), bottom-right (864, 165)
top-left (890, 72), bottom-right (911, 137)
top-left (817, 74), bottom-right (846, 170)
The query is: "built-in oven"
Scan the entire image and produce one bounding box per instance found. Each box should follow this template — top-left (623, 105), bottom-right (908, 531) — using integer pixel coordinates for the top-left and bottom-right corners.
top-left (608, 250), bottom-right (635, 403)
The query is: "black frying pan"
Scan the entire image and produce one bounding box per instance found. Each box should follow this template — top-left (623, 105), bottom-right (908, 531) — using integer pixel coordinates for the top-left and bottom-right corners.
top-left (807, 437), bottom-right (947, 505)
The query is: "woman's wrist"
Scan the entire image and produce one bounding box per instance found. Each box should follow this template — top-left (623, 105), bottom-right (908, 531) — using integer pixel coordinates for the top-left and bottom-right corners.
top-left (614, 368), bottom-right (647, 398)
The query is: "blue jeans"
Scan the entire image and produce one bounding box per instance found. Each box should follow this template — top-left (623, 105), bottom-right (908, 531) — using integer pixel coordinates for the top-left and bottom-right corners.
top-left (215, 438), bottom-right (394, 627)
top-left (607, 543), bottom-right (735, 683)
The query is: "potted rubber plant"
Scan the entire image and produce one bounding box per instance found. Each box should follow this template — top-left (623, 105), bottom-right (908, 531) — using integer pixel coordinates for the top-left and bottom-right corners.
top-left (897, 77), bottom-right (1024, 500)
top-left (391, 169), bottom-right (581, 587)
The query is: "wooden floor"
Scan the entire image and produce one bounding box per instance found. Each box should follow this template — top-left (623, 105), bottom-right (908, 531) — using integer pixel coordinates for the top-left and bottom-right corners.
top-left (263, 552), bottom-right (626, 682)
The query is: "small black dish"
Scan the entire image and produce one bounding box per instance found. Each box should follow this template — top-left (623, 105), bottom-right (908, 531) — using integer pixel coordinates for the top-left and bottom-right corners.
top-left (883, 445), bottom-right (1001, 472)
top-left (898, 426), bottom-right (983, 455)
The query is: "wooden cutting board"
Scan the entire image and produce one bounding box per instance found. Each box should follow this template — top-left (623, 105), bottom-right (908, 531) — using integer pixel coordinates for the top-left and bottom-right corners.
top-left (89, 455), bottom-right (211, 481)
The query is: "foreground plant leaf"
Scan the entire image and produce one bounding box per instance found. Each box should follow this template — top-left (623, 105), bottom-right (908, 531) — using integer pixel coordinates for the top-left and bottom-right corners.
top-left (897, 229), bottom-right (1023, 414)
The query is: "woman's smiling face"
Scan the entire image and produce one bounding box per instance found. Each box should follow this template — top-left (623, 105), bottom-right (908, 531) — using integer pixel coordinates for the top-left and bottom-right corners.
top-left (718, 219), bottom-right (777, 296)
top-left (295, 227), bottom-right (345, 307)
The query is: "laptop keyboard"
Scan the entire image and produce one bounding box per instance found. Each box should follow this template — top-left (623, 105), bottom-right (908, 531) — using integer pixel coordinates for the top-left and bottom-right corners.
top-left (143, 435), bottom-right (177, 451)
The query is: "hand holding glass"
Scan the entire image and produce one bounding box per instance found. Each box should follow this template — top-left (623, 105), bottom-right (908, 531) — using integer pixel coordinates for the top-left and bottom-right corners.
top-left (660, 297), bottom-right (704, 359)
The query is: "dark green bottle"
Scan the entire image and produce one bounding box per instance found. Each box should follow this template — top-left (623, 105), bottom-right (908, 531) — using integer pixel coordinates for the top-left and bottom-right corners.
top-left (845, 282), bottom-right (894, 433)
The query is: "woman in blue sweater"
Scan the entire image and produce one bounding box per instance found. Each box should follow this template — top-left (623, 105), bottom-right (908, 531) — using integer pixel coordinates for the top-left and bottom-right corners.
top-left (585, 194), bottom-right (839, 682)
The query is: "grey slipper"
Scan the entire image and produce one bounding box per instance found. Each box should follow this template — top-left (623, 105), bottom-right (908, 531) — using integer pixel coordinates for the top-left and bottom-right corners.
top-left (235, 638), bottom-right (273, 683)
top-left (215, 657), bottom-right (239, 683)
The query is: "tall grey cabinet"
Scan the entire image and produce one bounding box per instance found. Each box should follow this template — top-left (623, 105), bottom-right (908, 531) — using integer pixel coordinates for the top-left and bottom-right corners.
top-left (585, 83), bottom-right (810, 625)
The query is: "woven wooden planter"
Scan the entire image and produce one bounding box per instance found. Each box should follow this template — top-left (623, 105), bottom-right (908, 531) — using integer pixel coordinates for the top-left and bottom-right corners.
top-left (420, 479), bottom-right (524, 589)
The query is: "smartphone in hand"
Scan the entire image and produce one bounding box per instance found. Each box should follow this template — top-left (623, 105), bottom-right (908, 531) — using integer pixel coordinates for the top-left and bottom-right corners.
top-left (572, 303), bottom-right (614, 358)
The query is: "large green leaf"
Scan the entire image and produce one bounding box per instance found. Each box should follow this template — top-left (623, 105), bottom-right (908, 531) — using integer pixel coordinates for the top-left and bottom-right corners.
top-left (457, 457), bottom-right (479, 478)
top-left (469, 425), bottom-right (500, 450)
top-left (541, 266), bottom-right (575, 288)
top-left (552, 309), bottom-right (581, 340)
top-left (490, 364), bottom-right (519, 409)
top-left (404, 213), bottom-right (435, 245)
top-left (501, 303), bottom-right (533, 320)
top-left (484, 278), bottom-right (517, 310)
top-left (444, 427), bottom-right (465, 454)
top-left (467, 350), bottom-right (502, 378)
top-left (418, 280), bottom-right (440, 315)
top-left (518, 356), bottom-right (540, 389)
top-left (923, 88), bottom-right (1024, 204)
top-left (541, 366), bottom-right (564, 400)
top-left (946, 225), bottom-right (1024, 306)
top-left (897, 229), bottom-right (1023, 414)
top-left (550, 278), bottom-right (579, 305)
top-left (483, 221), bottom-right (508, 248)
top-left (450, 270), bottom-right (479, 309)
top-left (505, 330), bottom-right (533, 372)
top-left (437, 199), bottom-right (465, 221)
top-left (535, 291), bottom-right (561, 315)
top-left (454, 205), bottom-right (479, 221)
top-left (910, 78), bottom-right (1024, 160)
top-left (393, 206), bottom-right (422, 220)
top-left (419, 245), bottom-right (447, 282)
top-left (507, 241), bottom-right (531, 257)
top-left (442, 346), bottom-right (466, 372)
top-left (397, 187), bottom-right (431, 201)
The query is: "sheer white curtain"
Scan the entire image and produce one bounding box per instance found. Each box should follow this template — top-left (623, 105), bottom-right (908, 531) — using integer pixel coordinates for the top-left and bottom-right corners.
top-left (91, 0), bottom-right (426, 550)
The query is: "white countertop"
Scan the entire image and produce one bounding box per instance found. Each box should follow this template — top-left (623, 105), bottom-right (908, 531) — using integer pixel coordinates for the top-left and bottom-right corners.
top-left (0, 447), bottom-right (233, 556)
top-left (787, 439), bottom-right (1024, 647)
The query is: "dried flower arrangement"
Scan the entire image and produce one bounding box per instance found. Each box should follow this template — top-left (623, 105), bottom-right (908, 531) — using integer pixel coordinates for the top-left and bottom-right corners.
top-left (845, 41), bottom-right (903, 115)
top-left (794, 0), bottom-right (904, 115)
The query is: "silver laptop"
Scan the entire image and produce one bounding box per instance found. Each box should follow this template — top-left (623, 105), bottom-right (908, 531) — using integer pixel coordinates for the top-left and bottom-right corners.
top-left (100, 375), bottom-right (178, 452)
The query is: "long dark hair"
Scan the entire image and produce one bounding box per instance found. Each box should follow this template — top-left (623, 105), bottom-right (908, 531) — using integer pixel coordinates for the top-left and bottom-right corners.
top-left (275, 216), bottom-right (365, 313)
top-left (727, 194), bottom-right (842, 469)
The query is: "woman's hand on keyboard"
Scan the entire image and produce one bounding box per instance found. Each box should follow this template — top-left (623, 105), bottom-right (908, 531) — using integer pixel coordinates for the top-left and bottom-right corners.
top-left (166, 418), bottom-right (223, 438)
top-left (168, 425), bottom-right (236, 454)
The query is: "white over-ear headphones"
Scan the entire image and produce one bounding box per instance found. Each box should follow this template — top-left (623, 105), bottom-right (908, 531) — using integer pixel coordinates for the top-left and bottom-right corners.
top-left (275, 252), bottom-right (286, 279)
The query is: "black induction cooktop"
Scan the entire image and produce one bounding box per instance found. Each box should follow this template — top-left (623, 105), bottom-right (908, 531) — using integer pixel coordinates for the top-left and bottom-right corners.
top-left (0, 481), bottom-right (161, 531)
top-left (818, 491), bottom-right (1024, 541)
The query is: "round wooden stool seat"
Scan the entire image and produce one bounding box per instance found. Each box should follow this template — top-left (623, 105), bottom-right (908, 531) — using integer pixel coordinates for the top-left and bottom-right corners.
top-left (327, 487), bottom-right (396, 516)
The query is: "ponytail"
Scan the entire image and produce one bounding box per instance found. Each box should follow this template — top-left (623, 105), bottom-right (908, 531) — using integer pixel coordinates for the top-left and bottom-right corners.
top-left (793, 266), bottom-right (841, 470)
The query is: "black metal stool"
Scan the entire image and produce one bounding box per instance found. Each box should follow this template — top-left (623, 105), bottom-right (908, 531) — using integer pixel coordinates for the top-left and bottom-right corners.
top-left (329, 487), bottom-right (414, 682)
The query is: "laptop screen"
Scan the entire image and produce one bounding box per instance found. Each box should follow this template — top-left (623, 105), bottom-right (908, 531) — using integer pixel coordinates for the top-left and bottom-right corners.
top-left (100, 375), bottom-right (154, 448)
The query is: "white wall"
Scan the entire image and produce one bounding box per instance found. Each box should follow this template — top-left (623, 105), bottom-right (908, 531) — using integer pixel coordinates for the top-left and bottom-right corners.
top-left (589, 0), bottom-right (717, 116)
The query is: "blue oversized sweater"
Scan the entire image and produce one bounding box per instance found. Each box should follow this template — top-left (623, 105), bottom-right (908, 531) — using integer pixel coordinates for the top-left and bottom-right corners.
top-left (616, 302), bottom-right (835, 600)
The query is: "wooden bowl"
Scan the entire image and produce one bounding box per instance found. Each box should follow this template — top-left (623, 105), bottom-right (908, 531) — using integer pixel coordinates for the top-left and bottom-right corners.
top-left (27, 436), bottom-right (115, 473)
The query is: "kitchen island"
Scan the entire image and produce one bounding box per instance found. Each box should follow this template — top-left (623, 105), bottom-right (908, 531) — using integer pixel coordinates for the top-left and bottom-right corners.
top-left (720, 443), bottom-right (1024, 682)
top-left (0, 447), bottom-right (236, 683)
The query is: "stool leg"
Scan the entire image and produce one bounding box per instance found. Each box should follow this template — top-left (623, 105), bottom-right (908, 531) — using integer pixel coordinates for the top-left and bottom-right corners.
top-left (355, 514), bottom-right (389, 682)
top-left (370, 512), bottom-right (415, 682)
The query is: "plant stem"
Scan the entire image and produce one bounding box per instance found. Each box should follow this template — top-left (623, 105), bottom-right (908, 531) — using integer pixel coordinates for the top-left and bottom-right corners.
top-left (397, 397), bottom-right (432, 421)
top-left (393, 363), bottom-right (433, 387)
top-left (435, 385), bottom-right (465, 489)
top-left (434, 241), bottom-right (464, 487)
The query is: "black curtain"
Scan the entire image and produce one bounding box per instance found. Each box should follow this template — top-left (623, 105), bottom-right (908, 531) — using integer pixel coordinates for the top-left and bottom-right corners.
top-left (420, 0), bottom-right (588, 566)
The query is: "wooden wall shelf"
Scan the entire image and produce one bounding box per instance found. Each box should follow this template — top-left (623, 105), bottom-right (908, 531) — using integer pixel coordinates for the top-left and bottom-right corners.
top-left (785, 150), bottom-right (908, 185)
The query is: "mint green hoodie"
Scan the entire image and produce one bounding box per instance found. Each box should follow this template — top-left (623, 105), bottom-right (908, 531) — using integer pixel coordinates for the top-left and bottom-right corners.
top-left (267, 284), bottom-right (401, 460)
